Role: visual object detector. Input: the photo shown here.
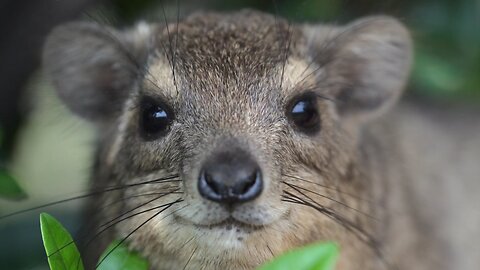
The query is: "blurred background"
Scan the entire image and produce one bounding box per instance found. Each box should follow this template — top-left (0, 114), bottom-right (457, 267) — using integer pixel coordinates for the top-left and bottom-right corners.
top-left (0, 0), bottom-right (478, 269)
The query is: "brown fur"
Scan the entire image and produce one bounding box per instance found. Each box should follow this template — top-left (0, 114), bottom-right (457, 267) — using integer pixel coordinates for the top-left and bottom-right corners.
top-left (42, 9), bottom-right (480, 270)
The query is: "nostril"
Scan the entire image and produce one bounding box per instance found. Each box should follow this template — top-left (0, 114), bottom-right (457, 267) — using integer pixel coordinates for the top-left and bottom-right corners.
top-left (232, 170), bottom-right (259, 195)
top-left (233, 170), bottom-right (262, 201)
top-left (198, 170), bottom-right (223, 202)
top-left (204, 172), bottom-right (220, 194)
top-left (239, 179), bottom-right (252, 194)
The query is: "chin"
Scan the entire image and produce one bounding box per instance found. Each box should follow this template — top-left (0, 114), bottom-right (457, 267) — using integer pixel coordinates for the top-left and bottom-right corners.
top-left (195, 221), bottom-right (266, 249)
top-left (122, 208), bottom-right (303, 270)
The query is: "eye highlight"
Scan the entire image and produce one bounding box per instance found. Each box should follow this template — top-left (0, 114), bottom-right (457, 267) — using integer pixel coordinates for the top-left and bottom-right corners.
top-left (139, 97), bottom-right (174, 140)
top-left (287, 93), bottom-right (321, 134)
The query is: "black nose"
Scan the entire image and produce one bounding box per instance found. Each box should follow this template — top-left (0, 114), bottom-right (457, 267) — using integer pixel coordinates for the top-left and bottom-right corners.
top-left (198, 149), bottom-right (263, 204)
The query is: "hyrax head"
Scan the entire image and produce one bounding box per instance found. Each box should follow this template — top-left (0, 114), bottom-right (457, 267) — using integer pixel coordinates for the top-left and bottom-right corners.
top-left (43, 10), bottom-right (411, 269)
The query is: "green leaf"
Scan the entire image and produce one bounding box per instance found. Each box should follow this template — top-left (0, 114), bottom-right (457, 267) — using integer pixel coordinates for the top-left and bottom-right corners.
top-left (0, 169), bottom-right (27, 200)
top-left (413, 49), bottom-right (464, 95)
top-left (97, 240), bottom-right (149, 270)
top-left (257, 242), bottom-right (339, 270)
top-left (40, 213), bottom-right (84, 270)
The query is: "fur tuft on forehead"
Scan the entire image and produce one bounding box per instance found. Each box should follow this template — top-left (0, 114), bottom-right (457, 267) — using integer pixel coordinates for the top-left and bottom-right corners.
top-left (157, 10), bottom-right (302, 84)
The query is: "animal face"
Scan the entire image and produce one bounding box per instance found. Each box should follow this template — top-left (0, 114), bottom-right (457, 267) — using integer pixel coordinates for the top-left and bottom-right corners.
top-left (43, 10), bottom-right (411, 269)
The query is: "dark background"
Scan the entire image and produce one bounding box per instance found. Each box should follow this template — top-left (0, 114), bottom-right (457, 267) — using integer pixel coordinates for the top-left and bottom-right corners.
top-left (0, 0), bottom-right (479, 269)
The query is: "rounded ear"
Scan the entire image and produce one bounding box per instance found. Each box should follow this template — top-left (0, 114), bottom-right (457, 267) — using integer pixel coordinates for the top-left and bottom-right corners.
top-left (42, 22), bottom-right (153, 121)
top-left (306, 16), bottom-right (412, 123)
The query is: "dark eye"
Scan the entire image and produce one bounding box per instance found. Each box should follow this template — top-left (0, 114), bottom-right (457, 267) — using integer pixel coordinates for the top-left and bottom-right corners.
top-left (140, 97), bottom-right (174, 140)
top-left (287, 94), bottom-right (321, 134)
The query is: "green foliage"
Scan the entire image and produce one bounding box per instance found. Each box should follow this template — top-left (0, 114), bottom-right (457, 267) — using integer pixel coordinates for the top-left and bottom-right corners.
top-left (258, 242), bottom-right (339, 270)
top-left (0, 125), bottom-right (26, 200)
top-left (38, 212), bottom-right (336, 270)
top-left (39, 212), bottom-right (149, 270)
top-left (97, 240), bottom-right (149, 270)
top-left (409, 0), bottom-right (480, 100)
top-left (0, 169), bottom-right (26, 200)
top-left (40, 213), bottom-right (84, 270)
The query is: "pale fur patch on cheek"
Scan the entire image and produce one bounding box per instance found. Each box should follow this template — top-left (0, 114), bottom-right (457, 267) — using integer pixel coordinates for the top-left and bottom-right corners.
top-left (106, 96), bottom-right (137, 167)
top-left (145, 57), bottom-right (178, 97)
top-left (281, 57), bottom-right (323, 91)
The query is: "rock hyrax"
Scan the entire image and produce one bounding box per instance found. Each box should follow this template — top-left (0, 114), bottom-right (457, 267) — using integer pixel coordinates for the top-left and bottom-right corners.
top-left (43, 9), bottom-right (480, 270)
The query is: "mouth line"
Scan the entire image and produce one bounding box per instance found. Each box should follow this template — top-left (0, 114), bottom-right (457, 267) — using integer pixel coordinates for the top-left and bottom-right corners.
top-left (174, 208), bottom-right (291, 233)
top-left (197, 217), bottom-right (265, 231)
top-left (174, 215), bottom-right (267, 232)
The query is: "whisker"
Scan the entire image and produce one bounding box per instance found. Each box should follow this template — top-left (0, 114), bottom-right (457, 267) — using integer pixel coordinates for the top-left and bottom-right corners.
top-left (282, 174), bottom-right (374, 204)
top-left (282, 193), bottom-right (371, 245)
top-left (99, 190), bottom-right (182, 230)
top-left (272, 0), bottom-right (306, 92)
top-left (83, 12), bottom-right (165, 95)
top-left (283, 190), bottom-right (372, 241)
top-left (175, 235), bottom-right (195, 253)
top-left (173, 0), bottom-right (180, 95)
top-left (295, 25), bottom-right (340, 86)
top-left (282, 190), bottom-right (395, 270)
top-left (282, 181), bottom-right (378, 221)
top-left (95, 199), bottom-right (183, 269)
top-left (160, 1), bottom-right (179, 94)
top-left (48, 190), bottom-right (182, 258)
top-left (182, 245), bottom-right (198, 270)
top-left (292, 17), bottom-right (389, 93)
top-left (0, 175), bottom-right (180, 219)
top-left (101, 190), bottom-right (183, 211)
top-left (290, 81), bottom-right (342, 103)
top-left (84, 200), bottom-right (187, 258)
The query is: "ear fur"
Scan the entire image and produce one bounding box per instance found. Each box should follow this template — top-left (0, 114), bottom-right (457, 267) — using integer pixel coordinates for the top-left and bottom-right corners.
top-left (305, 16), bottom-right (412, 123)
top-left (42, 22), bottom-right (153, 121)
